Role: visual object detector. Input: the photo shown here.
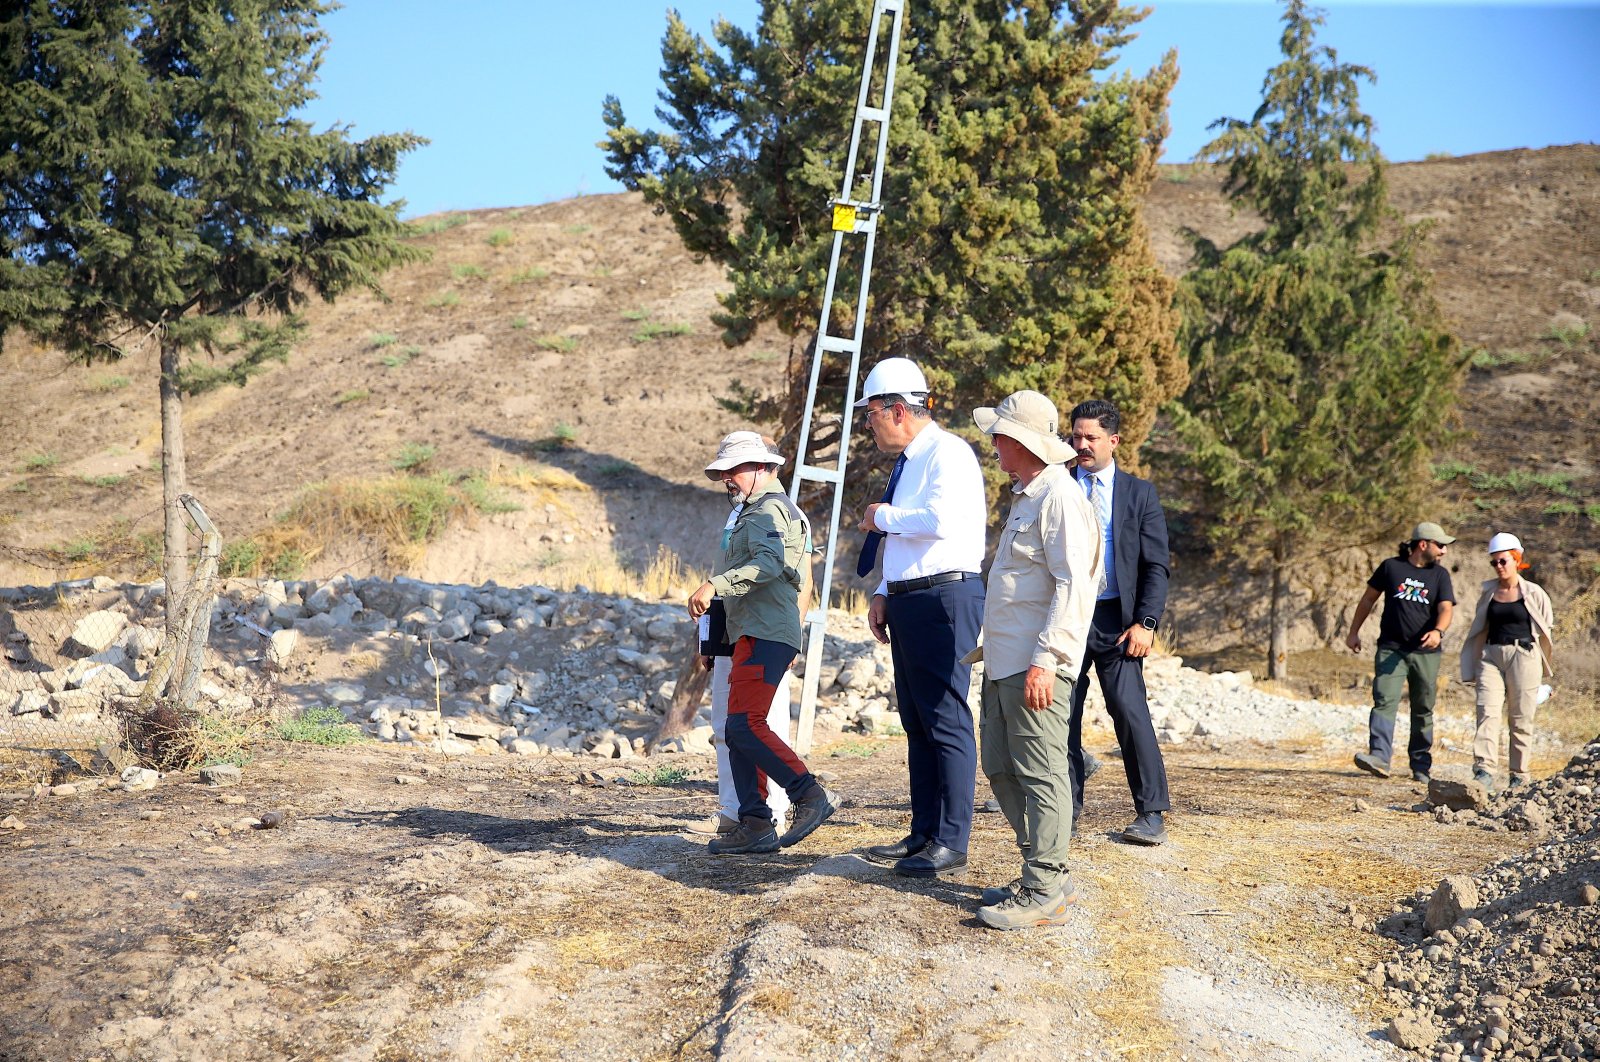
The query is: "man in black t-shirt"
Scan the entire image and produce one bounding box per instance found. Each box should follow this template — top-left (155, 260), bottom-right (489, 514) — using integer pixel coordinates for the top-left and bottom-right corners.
top-left (1345, 521), bottom-right (1458, 782)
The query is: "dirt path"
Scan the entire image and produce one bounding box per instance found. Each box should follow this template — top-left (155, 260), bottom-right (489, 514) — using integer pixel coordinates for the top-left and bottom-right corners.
top-left (0, 726), bottom-right (1536, 1062)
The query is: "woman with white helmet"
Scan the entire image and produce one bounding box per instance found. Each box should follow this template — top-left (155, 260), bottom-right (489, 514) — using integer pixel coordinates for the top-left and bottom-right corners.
top-left (1458, 532), bottom-right (1556, 791)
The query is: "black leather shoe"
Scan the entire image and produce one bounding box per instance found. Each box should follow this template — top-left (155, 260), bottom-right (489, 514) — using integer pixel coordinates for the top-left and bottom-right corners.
top-left (894, 842), bottom-right (968, 877)
top-left (1120, 811), bottom-right (1167, 846)
top-left (864, 834), bottom-right (929, 866)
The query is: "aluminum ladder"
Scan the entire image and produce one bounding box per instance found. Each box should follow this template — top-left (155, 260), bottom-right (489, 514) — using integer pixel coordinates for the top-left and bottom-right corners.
top-left (787, 0), bottom-right (905, 754)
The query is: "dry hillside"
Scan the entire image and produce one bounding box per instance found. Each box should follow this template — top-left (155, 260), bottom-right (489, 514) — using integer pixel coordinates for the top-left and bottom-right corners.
top-left (1, 145), bottom-right (1597, 665)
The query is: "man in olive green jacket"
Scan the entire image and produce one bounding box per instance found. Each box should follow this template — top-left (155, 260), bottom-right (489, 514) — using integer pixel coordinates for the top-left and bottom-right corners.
top-left (688, 432), bottom-right (841, 854)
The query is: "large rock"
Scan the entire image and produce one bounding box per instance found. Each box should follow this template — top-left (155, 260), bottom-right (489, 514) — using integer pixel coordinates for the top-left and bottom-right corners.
top-left (267, 628), bottom-right (299, 668)
top-left (1424, 875), bottom-right (1479, 933)
top-left (1428, 775), bottom-right (1489, 811)
top-left (431, 613), bottom-right (472, 642)
top-left (65, 610), bottom-right (128, 655)
top-left (200, 764), bottom-right (242, 787)
top-left (1386, 1014), bottom-right (1439, 1051)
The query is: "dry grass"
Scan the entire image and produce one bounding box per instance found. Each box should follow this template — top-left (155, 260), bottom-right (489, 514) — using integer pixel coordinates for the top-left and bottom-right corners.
top-left (534, 544), bottom-right (702, 601)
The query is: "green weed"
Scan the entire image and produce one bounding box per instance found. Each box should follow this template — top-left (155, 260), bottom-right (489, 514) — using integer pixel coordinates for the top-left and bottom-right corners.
top-left (89, 373), bottom-right (131, 393)
top-left (486, 228), bottom-right (512, 247)
top-left (534, 334), bottom-right (577, 353)
top-left (563, 224), bottom-right (591, 235)
top-left (456, 471), bottom-right (520, 514)
top-left (21, 452), bottom-right (58, 472)
top-left (451, 264), bottom-right (486, 280)
top-left (533, 423), bottom-right (579, 451)
top-left (511, 266), bottom-right (549, 282)
top-left (1544, 501), bottom-right (1581, 518)
top-left (382, 345), bottom-right (422, 368)
top-left (632, 321), bottom-right (693, 343)
top-left (1435, 463), bottom-right (1574, 496)
top-left (392, 443), bottom-right (437, 472)
top-left (627, 764), bottom-right (689, 786)
top-left (426, 291), bottom-right (460, 308)
top-left (196, 714), bottom-right (254, 768)
top-left (510, 316), bottom-right (528, 330)
top-left (1587, 504), bottom-right (1600, 524)
top-left (829, 742), bottom-right (878, 759)
top-left (335, 388), bottom-right (370, 405)
top-left (276, 706), bottom-right (364, 746)
top-left (218, 539), bottom-right (264, 578)
top-left (620, 308), bottom-right (650, 321)
top-left (80, 474), bottom-right (126, 488)
top-left (596, 459), bottom-right (636, 476)
top-left (748, 350), bottom-right (781, 363)
top-left (1542, 319), bottom-right (1590, 350)
top-left (406, 214), bottom-right (469, 238)
top-left (368, 332), bottom-right (398, 348)
top-left (1468, 347), bottom-right (1531, 370)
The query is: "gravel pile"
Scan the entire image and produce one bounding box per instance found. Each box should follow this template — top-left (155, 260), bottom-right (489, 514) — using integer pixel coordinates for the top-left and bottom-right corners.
top-left (1371, 737), bottom-right (1600, 1060)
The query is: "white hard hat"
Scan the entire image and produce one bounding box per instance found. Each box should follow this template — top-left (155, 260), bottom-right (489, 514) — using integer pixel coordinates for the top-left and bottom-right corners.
top-left (1487, 531), bottom-right (1522, 554)
top-left (854, 357), bottom-right (929, 409)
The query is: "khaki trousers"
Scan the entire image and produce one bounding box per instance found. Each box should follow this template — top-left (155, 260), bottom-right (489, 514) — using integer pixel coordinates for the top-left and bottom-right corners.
top-left (980, 671), bottom-right (1073, 896)
top-left (1473, 642), bottom-right (1542, 777)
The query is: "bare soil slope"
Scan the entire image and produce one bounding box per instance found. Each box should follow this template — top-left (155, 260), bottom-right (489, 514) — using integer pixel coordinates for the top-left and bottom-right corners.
top-left (1, 146), bottom-right (1597, 649)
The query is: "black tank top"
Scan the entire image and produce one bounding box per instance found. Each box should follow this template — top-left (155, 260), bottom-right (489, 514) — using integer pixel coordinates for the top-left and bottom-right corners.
top-left (1486, 596), bottom-right (1533, 645)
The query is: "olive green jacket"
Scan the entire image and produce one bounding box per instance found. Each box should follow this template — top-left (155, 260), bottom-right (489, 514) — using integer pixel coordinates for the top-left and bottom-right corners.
top-left (709, 480), bottom-right (808, 652)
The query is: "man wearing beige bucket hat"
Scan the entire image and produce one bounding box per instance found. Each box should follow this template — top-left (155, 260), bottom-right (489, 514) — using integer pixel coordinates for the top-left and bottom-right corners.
top-left (686, 431), bottom-right (841, 854)
top-left (966, 391), bottom-right (1103, 930)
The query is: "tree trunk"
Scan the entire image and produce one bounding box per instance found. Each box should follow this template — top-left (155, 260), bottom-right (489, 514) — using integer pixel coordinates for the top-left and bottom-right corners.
top-left (159, 336), bottom-right (189, 636)
top-left (1268, 540), bottom-right (1289, 681)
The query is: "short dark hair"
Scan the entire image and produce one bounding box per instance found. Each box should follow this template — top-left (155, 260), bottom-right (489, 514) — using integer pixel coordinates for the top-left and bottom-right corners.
top-left (1069, 399), bottom-right (1120, 435)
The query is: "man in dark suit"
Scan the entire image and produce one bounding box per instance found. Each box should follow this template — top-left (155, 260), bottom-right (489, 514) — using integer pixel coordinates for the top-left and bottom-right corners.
top-left (1065, 399), bottom-right (1172, 845)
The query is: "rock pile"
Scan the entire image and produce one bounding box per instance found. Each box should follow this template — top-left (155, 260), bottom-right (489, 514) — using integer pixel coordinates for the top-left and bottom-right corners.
top-left (6, 573), bottom-right (1401, 760)
top-left (1371, 736), bottom-right (1600, 1060)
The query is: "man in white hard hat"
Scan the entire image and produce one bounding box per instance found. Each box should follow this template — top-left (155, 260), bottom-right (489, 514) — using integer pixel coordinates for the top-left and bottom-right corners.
top-left (968, 390), bottom-right (1102, 930)
top-left (854, 357), bottom-right (987, 878)
top-left (1345, 520), bottom-right (1457, 784)
top-left (687, 431), bottom-right (842, 854)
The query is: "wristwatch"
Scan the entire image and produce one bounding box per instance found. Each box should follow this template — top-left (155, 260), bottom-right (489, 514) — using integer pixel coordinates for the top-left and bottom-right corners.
top-left (1140, 616), bottom-right (1159, 632)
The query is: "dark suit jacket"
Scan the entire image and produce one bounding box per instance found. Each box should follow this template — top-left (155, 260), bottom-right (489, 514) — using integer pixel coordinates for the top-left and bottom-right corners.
top-left (1074, 466), bottom-right (1171, 631)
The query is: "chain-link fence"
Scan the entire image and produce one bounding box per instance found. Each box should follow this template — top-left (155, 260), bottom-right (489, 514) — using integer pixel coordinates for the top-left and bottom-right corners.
top-left (1, 496), bottom-right (222, 777)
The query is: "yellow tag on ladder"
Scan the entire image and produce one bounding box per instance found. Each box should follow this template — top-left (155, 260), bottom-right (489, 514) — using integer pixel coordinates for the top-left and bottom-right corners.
top-left (831, 204), bottom-right (857, 232)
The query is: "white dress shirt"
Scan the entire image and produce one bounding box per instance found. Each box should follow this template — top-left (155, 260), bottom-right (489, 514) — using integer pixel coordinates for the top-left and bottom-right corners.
top-left (872, 421), bottom-right (987, 597)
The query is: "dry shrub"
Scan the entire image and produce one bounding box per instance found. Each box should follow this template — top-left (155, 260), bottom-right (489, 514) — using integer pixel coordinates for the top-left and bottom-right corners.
top-left (288, 475), bottom-right (474, 573)
top-left (539, 544), bottom-right (701, 599)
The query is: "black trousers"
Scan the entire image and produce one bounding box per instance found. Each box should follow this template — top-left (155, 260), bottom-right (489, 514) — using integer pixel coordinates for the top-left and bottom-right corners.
top-left (1068, 599), bottom-right (1171, 816)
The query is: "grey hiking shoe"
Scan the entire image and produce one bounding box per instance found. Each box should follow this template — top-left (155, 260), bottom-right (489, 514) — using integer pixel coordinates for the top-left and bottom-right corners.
top-left (777, 786), bottom-right (840, 848)
top-left (1411, 770), bottom-right (1431, 784)
top-left (1353, 752), bottom-right (1391, 778)
top-left (977, 886), bottom-right (1077, 930)
top-left (1472, 768), bottom-right (1496, 794)
top-left (1508, 773), bottom-right (1530, 789)
top-left (708, 815), bottom-right (779, 854)
top-left (980, 878), bottom-right (1023, 907)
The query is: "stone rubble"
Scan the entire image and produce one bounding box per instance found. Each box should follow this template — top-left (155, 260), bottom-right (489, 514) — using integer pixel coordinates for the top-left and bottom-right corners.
top-left (1373, 736), bottom-right (1600, 1060)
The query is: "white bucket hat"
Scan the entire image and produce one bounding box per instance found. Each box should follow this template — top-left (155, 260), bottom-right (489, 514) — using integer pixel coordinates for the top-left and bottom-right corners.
top-left (704, 431), bottom-right (785, 480)
top-left (972, 390), bottom-right (1075, 465)
top-left (1487, 531), bottom-right (1522, 554)
top-left (854, 357), bottom-right (929, 409)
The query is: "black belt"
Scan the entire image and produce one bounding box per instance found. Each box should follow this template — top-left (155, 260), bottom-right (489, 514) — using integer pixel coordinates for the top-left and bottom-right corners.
top-left (1489, 638), bottom-right (1535, 650)
top-left (887, 571), bottom-right (971, 595)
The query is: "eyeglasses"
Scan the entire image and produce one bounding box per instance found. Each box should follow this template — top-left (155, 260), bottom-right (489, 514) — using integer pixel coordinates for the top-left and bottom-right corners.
top-left (863, 405), bottom-right (891, 421)
top-left (1490, 557), bottom-right (1513, 568)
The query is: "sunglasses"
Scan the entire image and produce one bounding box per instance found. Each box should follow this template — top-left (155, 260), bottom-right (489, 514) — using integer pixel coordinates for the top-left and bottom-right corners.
top-left (1490, 557), bottom-right (1514, 568)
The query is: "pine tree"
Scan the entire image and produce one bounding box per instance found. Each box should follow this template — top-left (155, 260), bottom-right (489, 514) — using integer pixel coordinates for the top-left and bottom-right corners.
top-left (601, 0), bottom-right (1183, 486)
top-left (0, 0), bottom-right (423, 610)
top-left (1166, 0), bottom-right (1464, 679)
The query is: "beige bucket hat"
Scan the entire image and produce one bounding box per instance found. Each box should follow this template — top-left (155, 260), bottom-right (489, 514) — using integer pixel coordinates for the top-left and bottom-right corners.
top-left (704, 431), bottom-right (785, 480)
top-left (972, 390), bottom-right (1075, 465)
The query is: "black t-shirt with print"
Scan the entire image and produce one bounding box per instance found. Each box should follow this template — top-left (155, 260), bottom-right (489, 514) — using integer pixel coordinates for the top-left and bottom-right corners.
top-left (1367, 557), bottom-right (1455, 653)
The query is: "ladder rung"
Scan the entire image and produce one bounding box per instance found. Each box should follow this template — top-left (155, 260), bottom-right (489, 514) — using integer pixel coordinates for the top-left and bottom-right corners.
top-left (797, 463), bottom-right (843, 485)
top-left (818, 335), bottom-right (858, 354)
top-left (859, 106), bottom-right (887, 124)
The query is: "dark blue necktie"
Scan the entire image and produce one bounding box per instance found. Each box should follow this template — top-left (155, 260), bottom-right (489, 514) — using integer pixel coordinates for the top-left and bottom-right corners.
top-left (856, 453), bottom-right (907, 577)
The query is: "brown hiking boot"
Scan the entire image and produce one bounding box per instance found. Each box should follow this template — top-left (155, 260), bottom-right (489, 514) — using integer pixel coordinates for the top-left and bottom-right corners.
top-left (708, 816), bottom-right (779, 854)
top-left (777, 786), bottom-right (840, 848)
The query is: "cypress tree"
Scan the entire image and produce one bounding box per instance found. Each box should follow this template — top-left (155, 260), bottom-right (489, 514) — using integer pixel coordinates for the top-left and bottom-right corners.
top-left (1166, 0), bottom-right (1464, 679)
top-left (601, 0), bottom-right (1184, 486)
top-left (0, 0), bottom-right (423, 610)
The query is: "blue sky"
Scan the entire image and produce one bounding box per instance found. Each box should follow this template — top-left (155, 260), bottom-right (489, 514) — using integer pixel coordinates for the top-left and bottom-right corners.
top-left (298, 1), bottom-right (1600, 219)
